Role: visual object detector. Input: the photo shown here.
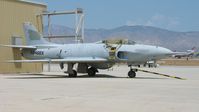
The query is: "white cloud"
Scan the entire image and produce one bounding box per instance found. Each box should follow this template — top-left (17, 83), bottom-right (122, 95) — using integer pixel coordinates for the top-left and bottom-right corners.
top-left (126, 14), bottom-right (180, 30)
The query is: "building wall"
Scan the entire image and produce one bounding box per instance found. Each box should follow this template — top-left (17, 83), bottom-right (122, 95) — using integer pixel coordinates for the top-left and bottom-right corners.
top-left (0, 0), bottom-right (47, 73)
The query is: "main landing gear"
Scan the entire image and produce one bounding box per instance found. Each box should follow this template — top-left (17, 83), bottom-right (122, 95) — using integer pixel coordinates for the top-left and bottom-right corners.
top-left (128, 65), bottom-right (137, 78)
top-left (68, 70), bottom-right (77, 77)
top-left (65, 63), bottom-right (78, 77)
top-left (87, 67), bottom-right (98, 77)
top-left (64, 63), bottom-right (98, 77)
top-left (67, 67), bottom-right (98, 77)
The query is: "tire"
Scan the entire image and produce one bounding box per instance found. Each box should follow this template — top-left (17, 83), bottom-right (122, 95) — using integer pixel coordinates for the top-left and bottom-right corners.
top-left (69, 70), bottom-right (77, 77)
top-left (128, 70), bottom-right (136, 78)
top-left (88, 67), bottom-right (96, 77)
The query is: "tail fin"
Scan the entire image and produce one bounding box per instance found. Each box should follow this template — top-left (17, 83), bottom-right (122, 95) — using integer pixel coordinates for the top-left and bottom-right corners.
top-left (191, 47), bottom-right (196, 51)
top-left (23, 22), bottom-right (49, 45)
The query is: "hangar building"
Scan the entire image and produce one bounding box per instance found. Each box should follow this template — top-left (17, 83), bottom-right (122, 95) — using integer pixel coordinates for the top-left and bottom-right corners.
top-left (0, 0), bottom-right (47, 73)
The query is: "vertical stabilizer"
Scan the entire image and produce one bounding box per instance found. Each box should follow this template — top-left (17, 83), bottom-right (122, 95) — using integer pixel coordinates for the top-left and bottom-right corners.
top-left (23, 22), bottom-right (49, 45)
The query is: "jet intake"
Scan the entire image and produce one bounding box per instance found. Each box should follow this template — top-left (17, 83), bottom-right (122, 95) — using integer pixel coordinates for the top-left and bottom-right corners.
top-left (117, 51), bottom-right (128, 60)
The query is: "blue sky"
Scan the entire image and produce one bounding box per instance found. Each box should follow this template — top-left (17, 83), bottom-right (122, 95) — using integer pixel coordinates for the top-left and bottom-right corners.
top-left (32, 0), bottom-right (199, 32)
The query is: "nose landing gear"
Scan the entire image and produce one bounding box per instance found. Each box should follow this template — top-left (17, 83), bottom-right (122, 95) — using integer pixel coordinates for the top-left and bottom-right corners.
top-left (128, 70), bottom-right (136, 78)
top-left (128, 65), bottom-right (138, 78)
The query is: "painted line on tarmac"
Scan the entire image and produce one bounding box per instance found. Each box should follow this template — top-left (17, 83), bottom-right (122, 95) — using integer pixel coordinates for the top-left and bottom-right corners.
top-left (137, 69), bottom-right (186, 80)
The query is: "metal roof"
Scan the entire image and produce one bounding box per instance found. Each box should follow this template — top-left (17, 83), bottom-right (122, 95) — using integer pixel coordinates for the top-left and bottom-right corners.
top-left (18, 0), bottom-right (47, 7)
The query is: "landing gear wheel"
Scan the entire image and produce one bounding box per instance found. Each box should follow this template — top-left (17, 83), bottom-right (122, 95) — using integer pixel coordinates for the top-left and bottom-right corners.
top-left (88, 67), bottom-right (97, 77)
top-left (68, 70), bottom-right (77, 77)
top-left (128, 70), bottom-right (136, 78)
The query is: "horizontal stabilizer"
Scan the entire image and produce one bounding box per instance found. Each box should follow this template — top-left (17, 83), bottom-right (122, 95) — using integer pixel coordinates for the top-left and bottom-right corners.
top-left (5, 57), bottom-right (107, 63)
top-left (0, 44), bottom-right (36, 49)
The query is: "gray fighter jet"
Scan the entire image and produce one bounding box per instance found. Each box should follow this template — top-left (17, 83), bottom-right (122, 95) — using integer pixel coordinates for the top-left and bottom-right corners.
top-left (1, 22), bottom-right (173, 78)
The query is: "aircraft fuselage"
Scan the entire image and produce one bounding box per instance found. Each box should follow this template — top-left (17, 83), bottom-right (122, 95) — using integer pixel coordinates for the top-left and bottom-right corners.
top-left (22, 43), bottom-right (172, 65)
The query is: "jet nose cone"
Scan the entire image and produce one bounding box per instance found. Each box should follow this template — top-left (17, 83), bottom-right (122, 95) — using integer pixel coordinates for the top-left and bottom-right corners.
top-left (158, 47), bottom-right (173, 57)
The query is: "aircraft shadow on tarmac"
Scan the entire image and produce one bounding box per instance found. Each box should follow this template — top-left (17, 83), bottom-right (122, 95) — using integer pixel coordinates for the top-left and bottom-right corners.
top-left (7, 73), bottom-right (166, 80)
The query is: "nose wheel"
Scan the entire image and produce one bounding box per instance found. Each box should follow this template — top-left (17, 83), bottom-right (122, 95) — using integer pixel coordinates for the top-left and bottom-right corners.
top-left (128, 65), bottom-right (137, 78)
top-left (128, 70), bottom-right (136, 78)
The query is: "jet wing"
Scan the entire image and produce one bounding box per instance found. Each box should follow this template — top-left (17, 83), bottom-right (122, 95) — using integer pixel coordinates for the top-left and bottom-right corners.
top-left (5, 57), bottom-right (108, 63)
top-left (0, 44), bottom-right (37, 49)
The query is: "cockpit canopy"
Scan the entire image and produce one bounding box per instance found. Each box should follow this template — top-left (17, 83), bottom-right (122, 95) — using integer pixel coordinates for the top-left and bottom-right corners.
top-left (96, 39), bottom-right (136, 45)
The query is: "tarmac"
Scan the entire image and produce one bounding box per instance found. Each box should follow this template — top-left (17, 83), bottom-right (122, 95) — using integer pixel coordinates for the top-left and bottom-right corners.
top-left (0, 65), bottom-right (199, 112)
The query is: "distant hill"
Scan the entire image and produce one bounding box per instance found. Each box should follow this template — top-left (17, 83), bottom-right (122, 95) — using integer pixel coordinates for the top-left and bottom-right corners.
top-left (43, 25), bottom-right (199, 51)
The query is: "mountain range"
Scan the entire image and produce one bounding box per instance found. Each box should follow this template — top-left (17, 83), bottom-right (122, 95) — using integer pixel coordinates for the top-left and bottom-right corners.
top-left (43, 25), bottom-right (199, 51)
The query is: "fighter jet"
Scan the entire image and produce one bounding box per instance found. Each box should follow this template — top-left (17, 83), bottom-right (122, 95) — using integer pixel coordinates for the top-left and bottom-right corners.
top-left (1, 22), bottom-right (173, 78)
